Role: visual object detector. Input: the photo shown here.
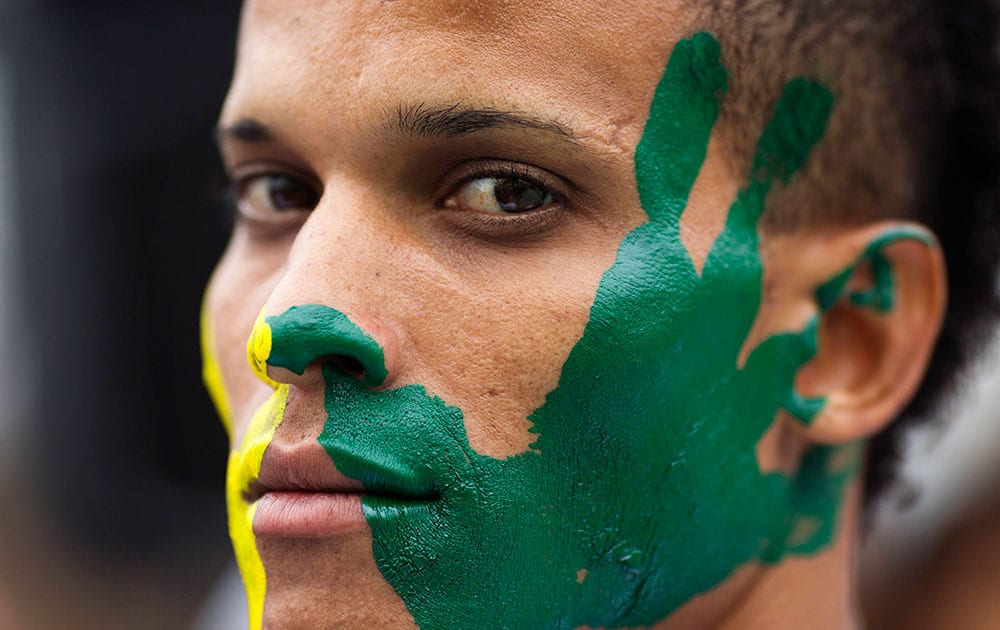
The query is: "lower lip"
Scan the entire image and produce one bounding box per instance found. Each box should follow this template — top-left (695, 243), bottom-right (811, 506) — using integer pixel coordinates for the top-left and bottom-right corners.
top-left (253, 491), bottom-right (367, 538)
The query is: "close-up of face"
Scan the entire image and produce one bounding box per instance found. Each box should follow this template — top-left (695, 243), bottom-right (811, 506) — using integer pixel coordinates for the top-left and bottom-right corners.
top-left (203, 1), bottom-right (947, 628)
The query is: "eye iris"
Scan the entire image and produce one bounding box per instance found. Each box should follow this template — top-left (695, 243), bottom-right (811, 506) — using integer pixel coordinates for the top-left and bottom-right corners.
top-left (268, 174), bottom-right (317, 210)
top-left (493, 177), bottom-right (549, 213)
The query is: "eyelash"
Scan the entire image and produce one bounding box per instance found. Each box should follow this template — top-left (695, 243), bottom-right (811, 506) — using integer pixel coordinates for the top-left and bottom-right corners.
top-left (225, 165), bottom-right (320, 226)
top-left (436, 161), bottom-right (567, 235)
top-left (224, 159), bottom-right (567, 239)
top-left (463, 162), bottom-right (560, 197)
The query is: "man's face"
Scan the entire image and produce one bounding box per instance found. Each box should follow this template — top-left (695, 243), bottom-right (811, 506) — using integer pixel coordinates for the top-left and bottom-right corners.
top-left (205, 1), bottom-right (851, 627)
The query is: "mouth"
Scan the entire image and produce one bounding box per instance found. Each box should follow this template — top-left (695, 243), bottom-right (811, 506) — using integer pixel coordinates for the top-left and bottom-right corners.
top-left (245, 442), bottom-right (438, 538)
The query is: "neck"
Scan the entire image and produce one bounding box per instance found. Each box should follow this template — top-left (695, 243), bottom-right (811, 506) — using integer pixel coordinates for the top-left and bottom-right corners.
top-left (659, 482), bottom-right (862, 630)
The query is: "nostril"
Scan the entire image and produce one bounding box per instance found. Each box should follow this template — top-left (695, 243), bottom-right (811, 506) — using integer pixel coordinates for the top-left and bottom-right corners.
top-left (263, 305), bottom-right (388, 387)
top-left (323, 354), bottom-right (367, 382)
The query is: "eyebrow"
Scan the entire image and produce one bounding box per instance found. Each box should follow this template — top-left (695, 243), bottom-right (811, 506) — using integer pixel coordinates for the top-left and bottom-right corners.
top-left (389, 103), bottom-right (581, 142)
top-left (215, 104), bottom-right (583, 146)
top-left (214, 118), bottom-right (273, 144)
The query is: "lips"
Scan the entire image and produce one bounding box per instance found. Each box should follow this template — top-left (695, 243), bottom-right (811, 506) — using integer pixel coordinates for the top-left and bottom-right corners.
top-left (245, 441), bottom-right (361, 502)
top-left (247, 440), bottom-right (437, 538)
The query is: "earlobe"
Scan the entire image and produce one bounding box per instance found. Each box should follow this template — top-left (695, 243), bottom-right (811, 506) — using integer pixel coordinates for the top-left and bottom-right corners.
top-left (792, 224), bottom-right (947, 444)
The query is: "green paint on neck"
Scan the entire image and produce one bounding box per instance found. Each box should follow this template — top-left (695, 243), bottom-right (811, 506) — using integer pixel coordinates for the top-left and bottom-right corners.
top-left (264, 32), bottom-right (854, 629)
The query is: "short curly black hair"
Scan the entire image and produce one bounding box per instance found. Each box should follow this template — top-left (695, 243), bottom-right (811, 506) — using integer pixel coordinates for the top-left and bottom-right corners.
top-left (693, 0), bottom-right (1000, 508)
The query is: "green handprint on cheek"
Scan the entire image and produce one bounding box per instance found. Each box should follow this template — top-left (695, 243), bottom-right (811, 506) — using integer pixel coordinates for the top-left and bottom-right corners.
top-left (262, 32), bottom-right (855, 629)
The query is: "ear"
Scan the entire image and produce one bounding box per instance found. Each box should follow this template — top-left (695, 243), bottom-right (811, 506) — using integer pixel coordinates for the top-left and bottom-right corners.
top-left (786, 223), bottom-right (947, 444)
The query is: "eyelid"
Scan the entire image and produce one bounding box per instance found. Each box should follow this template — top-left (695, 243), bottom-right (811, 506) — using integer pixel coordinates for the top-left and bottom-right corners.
top-left (227, 159), bottom-right (322, 193)
top-left (432, 159), bottom-right (576, 242)
top-left (226, 161), bottom-right (321, 225)
top-left (436, 159), bottom-right (570, 210)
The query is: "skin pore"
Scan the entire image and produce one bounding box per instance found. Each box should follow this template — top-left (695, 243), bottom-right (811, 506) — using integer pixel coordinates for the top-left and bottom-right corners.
top-left (204, 1), bottom-right (947, 628)
top-left (249, 34), bottom-right (854, 628)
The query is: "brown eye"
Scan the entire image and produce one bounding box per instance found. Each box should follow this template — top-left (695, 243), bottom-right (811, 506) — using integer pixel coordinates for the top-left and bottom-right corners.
top-left (237, 173), bottom-right (319, 220)
top-left (448, 176), bottom-right (554, 214)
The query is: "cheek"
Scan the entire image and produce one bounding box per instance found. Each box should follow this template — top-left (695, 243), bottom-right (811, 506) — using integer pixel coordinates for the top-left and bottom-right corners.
top-left (203, 236), bottom-right (286, 445)
top-left (390, 234), bottom-right (636, 459)
top-left (407, 284), bottom-right (599, 458)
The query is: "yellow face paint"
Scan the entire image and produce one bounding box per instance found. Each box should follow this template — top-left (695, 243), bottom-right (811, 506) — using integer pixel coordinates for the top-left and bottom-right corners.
top-left (200, 299), bottom-right (232, 436)
top-left (227, 385), bottom-right (288, 630)
top-left (247, 308), bottom-right (278, 388)
top-left (202, 305), bottom-right (287, 630)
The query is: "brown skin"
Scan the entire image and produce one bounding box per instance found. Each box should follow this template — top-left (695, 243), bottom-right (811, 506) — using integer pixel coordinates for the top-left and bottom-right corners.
top-left (207, 1), bottom-right (946, 626)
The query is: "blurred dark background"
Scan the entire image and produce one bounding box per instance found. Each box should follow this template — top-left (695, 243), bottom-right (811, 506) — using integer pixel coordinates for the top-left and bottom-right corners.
top-left (0, 1), bottom-right (242, 627)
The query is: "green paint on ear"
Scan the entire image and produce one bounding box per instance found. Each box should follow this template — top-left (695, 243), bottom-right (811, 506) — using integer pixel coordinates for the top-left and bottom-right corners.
top-left (849, 252), bottom-right (893, 311)
top-left (263, 32), bottom-right (853, 629)
top-left (777, 318), bottom-right (826, 425)
top-left (818, 227), bottom-right (931, 314)
top-left (786, 227), bottom-right (921, 427)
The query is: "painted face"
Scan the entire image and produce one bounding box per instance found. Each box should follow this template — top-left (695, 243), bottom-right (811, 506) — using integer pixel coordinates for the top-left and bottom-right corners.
top-left (205, 2), bottom-right (855, 628)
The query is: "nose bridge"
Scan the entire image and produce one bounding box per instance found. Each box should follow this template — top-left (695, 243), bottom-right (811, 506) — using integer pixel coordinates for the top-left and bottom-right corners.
top-left (248, 189), bottom-right (393, 389)
top-left (267, 189), bottom-right (373, 315)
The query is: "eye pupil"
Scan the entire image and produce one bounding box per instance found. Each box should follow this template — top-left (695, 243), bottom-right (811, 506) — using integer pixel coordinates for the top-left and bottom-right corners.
top-left (493, 177), bottom-right (548, 213)
top-left (447, 172), bottom-right (555, 217)
top-left (268, 174), bottom-right (318, 210)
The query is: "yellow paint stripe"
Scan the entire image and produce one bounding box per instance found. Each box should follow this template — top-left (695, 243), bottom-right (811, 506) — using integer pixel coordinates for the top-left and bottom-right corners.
top-left (197, 307), bottom-right (287, 629)
top-left (248, 307), bottom-right (278, 388)
top-left (228, 385), bottom-right (288, 630)
top-left (225, 311), bottom-right (287, 629)
top-left (200, 299), bottom-right (232, 436)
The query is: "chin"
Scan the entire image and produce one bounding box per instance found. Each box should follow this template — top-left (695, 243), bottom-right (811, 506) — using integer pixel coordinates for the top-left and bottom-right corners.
top-left (257, 534), bottom-right (417, 629)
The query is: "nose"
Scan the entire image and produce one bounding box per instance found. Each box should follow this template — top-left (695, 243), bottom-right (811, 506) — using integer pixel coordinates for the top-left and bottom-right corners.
top-left (247, 304), bottom-right (388, 389)
top-left (243, 180), bottom-right (404, 391)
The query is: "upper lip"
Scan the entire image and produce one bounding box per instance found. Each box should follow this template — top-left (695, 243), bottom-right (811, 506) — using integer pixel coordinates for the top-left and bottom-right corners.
top-left (244, 441), bottom-right (438, 503)
top-left (244, 442), bottom-right (362, 503)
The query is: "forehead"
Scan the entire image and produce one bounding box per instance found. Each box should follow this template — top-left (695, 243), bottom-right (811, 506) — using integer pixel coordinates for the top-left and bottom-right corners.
top-left (225, 0), bottom-right (693, 149)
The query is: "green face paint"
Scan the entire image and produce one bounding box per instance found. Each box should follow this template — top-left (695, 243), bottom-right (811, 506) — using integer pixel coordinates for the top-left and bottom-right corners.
top-left (255, 32), bottom-right (854, 629)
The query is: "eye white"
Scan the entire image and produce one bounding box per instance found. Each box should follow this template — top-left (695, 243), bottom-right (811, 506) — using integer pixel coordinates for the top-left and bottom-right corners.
top-left (243, 176), bottom-right (277, 215)
top-left (452, 177), bottom-right (553, 214)
top-left (238, 173), bottom-right (318, 219)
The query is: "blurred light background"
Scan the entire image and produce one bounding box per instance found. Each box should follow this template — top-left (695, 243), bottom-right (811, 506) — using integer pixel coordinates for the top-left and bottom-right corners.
top-left (0, 1), bottom-right (996, 629)
top-left (862, 333), bottom-right (1000, 629)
